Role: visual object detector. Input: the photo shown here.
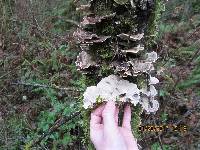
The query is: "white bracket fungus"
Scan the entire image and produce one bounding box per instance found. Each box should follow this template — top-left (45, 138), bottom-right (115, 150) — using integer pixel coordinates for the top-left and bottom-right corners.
top-left (111, 51), bottom-right (159, 77)
top-left (139, 97), bottom-right (159, 114)
top-left (140, 85), bottom-right (158, 97)
top-left (139, 81), bottom-right (159, 114)
top-left (146, 51), bottom-right (158, 62)
top-left (149, 75), bottom-right (159, 85)
top-left (83, 75), bottom-right (160, 114)
top-left (122, 45), bottom-right (144, 54)
top-left (83, 75), bottom-right (140, 109)
top-left (117, 33), bottom-right (144, 41)
top-left (131, 61), bottom-right (155, 75)
top-left (75, 51), bottom-right (97, 70)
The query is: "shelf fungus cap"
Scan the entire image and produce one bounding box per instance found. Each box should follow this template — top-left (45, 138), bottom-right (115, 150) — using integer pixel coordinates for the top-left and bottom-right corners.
top-left (111, 61), bottom-right (132, 77)
top-left (114, 0), bottom-right (129, 5)
top-left (83, 75), bottom-right (140, 109)
top-left (131, 61), bottom-right (155, 74)
top-left (81, 16), bottom-right (101, 26)
top-left (83, 86), bottom-right (99, 109)
top-left (146, 51), bottom-right (158, 62)
top-left (81, 13), bottom-right (116, 27)
top-left (117, 33), bottom-right (144, 41)
top-left (73, 28), bottom-right (110, 44)
top-left (122, 45), bottom-right (144, 54)
top-left (149, 76), bottom-right (159, 85)
top-left (130, 33), bottom-right (144, 41)
top-left (140, 97), bottom-right (159, 114)
top-left (75, 51), bottom-right (97, 70)
top-left (140, 85), bottom-right (158, 97)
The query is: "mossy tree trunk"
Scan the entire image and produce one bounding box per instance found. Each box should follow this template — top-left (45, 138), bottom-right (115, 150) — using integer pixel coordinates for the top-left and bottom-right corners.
top-left (74, 0), bottom-right (163, 148)
top-left (75, 0), bottom-right (162, 83)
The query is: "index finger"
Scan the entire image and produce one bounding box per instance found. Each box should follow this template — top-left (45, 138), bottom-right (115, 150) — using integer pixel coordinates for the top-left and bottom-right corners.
top-left (90, 104), bottom-right (105, 126)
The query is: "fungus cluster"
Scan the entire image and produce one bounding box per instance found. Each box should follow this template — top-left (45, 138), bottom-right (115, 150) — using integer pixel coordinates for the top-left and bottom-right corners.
top-left (83, 74), bottom-right (159, 114)
top-left (74, 0), bottom-right (159, 114)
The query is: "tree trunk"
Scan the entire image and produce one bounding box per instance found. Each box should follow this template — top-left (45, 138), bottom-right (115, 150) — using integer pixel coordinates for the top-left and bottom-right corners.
top-left (74, 0), bottom-right (163, 148)
top-left (75, 0), bottom-right (162, 82)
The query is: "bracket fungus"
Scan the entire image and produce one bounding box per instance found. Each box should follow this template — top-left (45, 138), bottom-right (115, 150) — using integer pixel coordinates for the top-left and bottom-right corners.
top-left (114, 0), bottom-right (129, 5)
top-left (83, 75), bottom-right (140, 109)
top-left (73, 29), bottom-right (111, 44)
top-left (117, 33), bottom-right (144, 41)
top-left (139, 97), bottom-right (159, 114)
top-left (83, 75), bottom-right (159, 114)
top-left (149, 75), bottom-right (159, 85)
top-left (74, 0), bottom-right (161, 114)
top-left (146, 51), bottom-right (158, 62)
top-left (131, 61), bottom-right (155, 75)
top-left (75, 51), bottom-right (97, 72)
top-left (122, 45), bottom-right (144, 54)
top-left (81, 13), bottom-right (116, 27)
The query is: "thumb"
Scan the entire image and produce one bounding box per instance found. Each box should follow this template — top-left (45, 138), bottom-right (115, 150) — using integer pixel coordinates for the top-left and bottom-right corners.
top-left (102, 101), bottom-right (118, 134)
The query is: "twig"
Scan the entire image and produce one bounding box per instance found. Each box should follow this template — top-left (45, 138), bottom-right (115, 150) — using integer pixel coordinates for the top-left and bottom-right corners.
top-left (0, 65), bottom-right (21, 79)
top-left (30, 111), bottom-right (81, 147)
top-left (0, 70), bottom-right (13, 79)
top-left (188, 49), bottom-right (200, 65)
top-left (11, 81), bottom-right (79, 91)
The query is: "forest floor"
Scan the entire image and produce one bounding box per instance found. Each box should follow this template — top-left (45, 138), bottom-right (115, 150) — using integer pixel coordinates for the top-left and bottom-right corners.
top-left (0, 0), bottom-right (200, 149)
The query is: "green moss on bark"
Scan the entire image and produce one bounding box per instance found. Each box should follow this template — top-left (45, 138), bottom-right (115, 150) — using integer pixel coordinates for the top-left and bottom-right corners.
top-left (76, 0), bottom-right (162, 148)
top-left (147, 0), bottom-right (165, 47)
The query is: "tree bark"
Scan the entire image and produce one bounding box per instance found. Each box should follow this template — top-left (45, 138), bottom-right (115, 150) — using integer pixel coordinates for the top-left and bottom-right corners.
top-left (74, 0), bottom-right (163, 148)
top-left (74, 0), bottom-right (162, 86)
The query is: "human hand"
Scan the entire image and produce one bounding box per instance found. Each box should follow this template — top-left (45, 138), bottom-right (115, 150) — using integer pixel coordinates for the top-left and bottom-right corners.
top-left (90, 101), bottom-right (139, 150)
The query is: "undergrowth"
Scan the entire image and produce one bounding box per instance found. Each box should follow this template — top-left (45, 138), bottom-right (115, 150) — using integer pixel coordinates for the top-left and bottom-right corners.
top-left (0, 0), bottom-right (87, 149)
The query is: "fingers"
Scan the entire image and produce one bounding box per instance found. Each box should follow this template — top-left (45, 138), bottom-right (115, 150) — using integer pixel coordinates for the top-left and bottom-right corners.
top-left (122, 105), bottom-right (132, 130)
top-left (102, 101), bottom-right (118, 133)
top-left (102, 101), bottom-right (116, 124)
top-left (90, 104), bottom-right (105, 127)
top-left (91, 102), bottom-right (132, 130)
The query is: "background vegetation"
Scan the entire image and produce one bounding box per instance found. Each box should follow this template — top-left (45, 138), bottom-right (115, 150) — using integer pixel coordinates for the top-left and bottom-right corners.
top-left (0, 0), bottom-right (200, 149)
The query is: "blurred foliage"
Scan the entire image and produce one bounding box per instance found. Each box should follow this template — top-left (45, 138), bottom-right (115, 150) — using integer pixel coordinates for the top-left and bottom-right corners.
top-left (151, 142), bottom-right (172, 150)
top-left (158, 0), bottom-right (200, 39)
top-left (158, 0), bottom-right (200, 94)
top-left (0, 0), bottom-right (86, 149)
top-left (161, 0), bottom-right (200, 21)
top-left (150, 0), bottom-right (200, 148)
